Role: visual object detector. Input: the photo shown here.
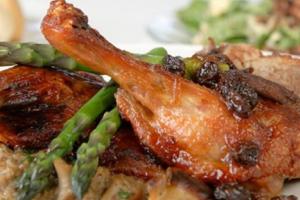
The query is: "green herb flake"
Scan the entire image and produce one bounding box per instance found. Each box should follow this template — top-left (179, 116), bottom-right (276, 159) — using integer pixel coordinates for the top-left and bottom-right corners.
top-left (117, 189), bottom-right (132, 200)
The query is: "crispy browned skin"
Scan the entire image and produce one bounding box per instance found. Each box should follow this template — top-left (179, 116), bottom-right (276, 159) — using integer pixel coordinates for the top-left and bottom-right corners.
top-left (101, 125), bottom-right (163, 180)
top-left (0, 66), bottom-right (162, 179)
top-left (42, 0), bottom-right (300, 196)
top-left (0, 66), bottom-right (101, 149)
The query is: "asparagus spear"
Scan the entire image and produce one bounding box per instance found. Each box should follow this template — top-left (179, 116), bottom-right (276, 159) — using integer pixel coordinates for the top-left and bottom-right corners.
top-left (0, 42), bottom-right (167, 72)
top-left (0, 42), bottom-right (174, 73)
top-left (71, 107), bottom-right (121, 199)
top-left (16, 85), bottom-right (117, 200)
top-left (2, 43), bottom-right (165, 199)
top-left (2, 42), bottom-right (205, 199)
top-left (7, 43), bottom-right (205, 199)
top-left (0, 42), bottom-right (210, 78)
top-left (0, 42), bottom-right (94, 72)
top-left (68, 48), bottom-right (167, 199)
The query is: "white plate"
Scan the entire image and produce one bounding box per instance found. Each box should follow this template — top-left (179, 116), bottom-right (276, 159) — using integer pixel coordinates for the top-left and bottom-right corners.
top-left (1, 44), bottom-right (299, 198)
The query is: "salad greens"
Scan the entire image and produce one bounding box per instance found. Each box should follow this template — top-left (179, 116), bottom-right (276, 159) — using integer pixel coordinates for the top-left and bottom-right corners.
top-left (177, 0), bottom-right (300, 51)
top-left (177, 0), bottom-right (209, 33)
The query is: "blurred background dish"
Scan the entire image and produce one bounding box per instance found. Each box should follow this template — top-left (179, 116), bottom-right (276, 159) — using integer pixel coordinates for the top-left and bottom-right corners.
top-left (149, 0), bottom-right (300, 54)
top-left (16, 0), bottom-right (300, 54)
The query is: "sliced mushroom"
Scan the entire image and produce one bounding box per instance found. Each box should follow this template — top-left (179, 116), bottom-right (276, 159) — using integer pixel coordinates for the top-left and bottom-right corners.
top-left (53, 159), bottom-right (75, 200)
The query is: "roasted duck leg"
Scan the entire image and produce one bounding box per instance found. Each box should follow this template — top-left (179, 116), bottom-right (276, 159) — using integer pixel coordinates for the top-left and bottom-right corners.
top-left (42, 0), bottom-right (300, 197)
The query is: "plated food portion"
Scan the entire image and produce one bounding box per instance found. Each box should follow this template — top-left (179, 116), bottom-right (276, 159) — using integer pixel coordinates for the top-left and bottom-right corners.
top-left (178, 0), bottom-right (300, 54)
top-left (0, 0), bottom-right (300, 199)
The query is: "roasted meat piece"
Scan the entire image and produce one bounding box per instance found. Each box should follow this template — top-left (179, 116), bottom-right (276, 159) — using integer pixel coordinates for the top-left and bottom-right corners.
top-left (220, 44), bottom-right (300, 97)
top-left (0, 65), bottom-right (162, 178)
top-left (42, 0), bottom-right (300, 197)
top-left (0, 66), bottom-right (102, 149)
top-left (101, 124), bottom-right (163, 180)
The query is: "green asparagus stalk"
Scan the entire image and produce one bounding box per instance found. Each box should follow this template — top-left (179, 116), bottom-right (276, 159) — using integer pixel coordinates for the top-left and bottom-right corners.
top-left (16, 85), bottom-right (117, 200)
top-left (0, 42), bottom-right (167, 72)
top-left (3, 42), bottom-right (200, 200)
top-left (68, 48), bottom-right (166, 199)
top-left (0, 42), bottom-right (217, 79)
top-left (0, 42), bottom-right (94, 72)
top-left (7, 42), bottom-right (202, 200)
top-left (71, 107), bottom-right (121, 199)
